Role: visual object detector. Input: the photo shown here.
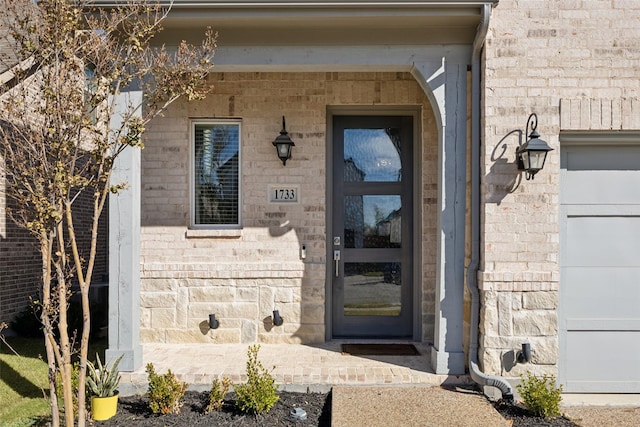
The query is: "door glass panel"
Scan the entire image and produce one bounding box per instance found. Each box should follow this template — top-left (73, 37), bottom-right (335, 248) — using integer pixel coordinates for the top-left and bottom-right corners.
top-left (344, 262), bottom-right (402, 316)
top-left (343, 128), bottom-right (402, 182)
top-left (344, 195), bottom-right (401, 248)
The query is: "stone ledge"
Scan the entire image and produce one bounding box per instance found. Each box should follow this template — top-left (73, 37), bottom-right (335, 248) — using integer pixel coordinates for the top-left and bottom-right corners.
top-left (479, 281), bottom-right (559, 292)
top-left (185, 228), bottom-right (242, 238)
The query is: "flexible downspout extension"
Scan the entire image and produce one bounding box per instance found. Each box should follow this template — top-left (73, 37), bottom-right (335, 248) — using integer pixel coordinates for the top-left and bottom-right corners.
top-left (468, 3), bottom-right (515, 403)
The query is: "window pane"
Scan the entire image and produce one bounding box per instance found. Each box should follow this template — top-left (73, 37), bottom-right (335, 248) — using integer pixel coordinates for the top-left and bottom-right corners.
top-left (343, 128), bottom-right (402, 182)
top-left (194, 124), bottom-right (239, 225)
top-left (344, 195), bottom-right (402, 248)
top-left (344, 262), bottom-right (401, 316)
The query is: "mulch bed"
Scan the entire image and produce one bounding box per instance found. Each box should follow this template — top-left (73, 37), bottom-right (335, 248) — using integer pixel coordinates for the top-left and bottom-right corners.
top-left (94, 391), bottom-right (331, 426)
top-left (94, 391), bottom-right (579, 426)
top-left (495, 401), bottom-right (580, 427)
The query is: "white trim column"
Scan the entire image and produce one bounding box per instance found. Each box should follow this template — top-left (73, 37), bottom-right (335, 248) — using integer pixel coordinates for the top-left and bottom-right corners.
top-left (106, 91), bottom-right (142, 371)
top-left (414, 60), bottom-right (469, 375)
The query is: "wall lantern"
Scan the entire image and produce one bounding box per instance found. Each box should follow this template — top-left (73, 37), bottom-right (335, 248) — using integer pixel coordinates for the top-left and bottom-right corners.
top-left (272, 116), bottom-right (295, 166)
top-left (516, 113), bottom-right (554, 180)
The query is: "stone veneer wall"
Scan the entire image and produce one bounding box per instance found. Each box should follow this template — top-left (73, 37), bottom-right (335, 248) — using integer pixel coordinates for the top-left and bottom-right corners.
top-left (140, 72), bottom-right (438, 345)
top-left (480, 0), bottom-right (640, 376)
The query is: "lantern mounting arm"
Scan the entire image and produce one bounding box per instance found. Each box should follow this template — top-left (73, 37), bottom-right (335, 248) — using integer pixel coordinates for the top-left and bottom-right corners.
top-left (525, 113), bottom-right (538, 141)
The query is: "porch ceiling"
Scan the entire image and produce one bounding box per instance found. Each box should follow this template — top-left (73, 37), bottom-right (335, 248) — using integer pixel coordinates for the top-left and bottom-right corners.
top-left (128, 1), bottom-right (495, 46)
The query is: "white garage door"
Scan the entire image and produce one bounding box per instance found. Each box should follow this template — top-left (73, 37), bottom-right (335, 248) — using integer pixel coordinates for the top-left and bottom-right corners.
top-left (560, 140), bottom-right (640, 393)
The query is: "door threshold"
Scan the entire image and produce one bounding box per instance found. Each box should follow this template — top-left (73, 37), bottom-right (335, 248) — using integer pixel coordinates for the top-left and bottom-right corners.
top-left (341, 343), bottom-right (421, 356)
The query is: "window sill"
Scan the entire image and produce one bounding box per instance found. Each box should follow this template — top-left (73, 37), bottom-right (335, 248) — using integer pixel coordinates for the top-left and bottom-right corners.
top-left (185, 229), bottom-right (242, 239)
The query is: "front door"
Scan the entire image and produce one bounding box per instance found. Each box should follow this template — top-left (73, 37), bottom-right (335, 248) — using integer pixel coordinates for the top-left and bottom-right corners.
top-left (331, 115), bottom-right (414, 338)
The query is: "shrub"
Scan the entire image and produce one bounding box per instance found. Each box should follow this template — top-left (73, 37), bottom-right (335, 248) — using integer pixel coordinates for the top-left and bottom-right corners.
top-left (10, 302), bottom-right (42, 338)
top-left (56, 362), bottom-right (80, 414)
top-left (145, 363), bottom-right (188, 414)
top-left (10, 299), bottom-right (107, 339)
top-left (234, 344), bottom-right (279, 414)
top-left (517, 371), bottom-right (563, 418)
top-left (205, 376), bottom-right (232, 413)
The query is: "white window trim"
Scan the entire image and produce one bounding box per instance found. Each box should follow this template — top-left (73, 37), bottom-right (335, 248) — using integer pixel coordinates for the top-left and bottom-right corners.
top-left (189, 119), bottom-right (242, 230)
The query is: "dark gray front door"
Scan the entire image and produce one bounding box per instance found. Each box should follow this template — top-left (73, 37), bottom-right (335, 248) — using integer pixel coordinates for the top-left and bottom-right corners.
top-left (331, 115), bottom-right (414, 338)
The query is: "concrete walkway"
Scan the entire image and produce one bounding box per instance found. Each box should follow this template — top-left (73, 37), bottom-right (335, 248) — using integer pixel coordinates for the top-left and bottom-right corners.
top-left (331, 386), bottom-right (510, 427)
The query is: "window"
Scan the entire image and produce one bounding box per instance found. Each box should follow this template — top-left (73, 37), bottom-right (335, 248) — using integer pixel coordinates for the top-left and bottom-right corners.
top-left (84, 66), bottom-right (98, 125)
top-left (191, 121), bottom-right (241, 227)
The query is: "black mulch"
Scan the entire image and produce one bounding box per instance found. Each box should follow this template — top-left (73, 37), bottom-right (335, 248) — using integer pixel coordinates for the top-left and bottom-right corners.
top-left (94, 391), bottom-right (332, 426)
top-left (94, 390), bottom-right (580, 426)
top-left (495, 401), bottom-right (580, 427)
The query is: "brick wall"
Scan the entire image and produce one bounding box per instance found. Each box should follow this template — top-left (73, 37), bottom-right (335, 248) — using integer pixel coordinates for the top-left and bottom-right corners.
top-left (480, 0), bottom-right (640, 376)
top-left (0, 51), bottom-right (109, 326)
top-left (0, 192), bottom-right (41, 323)
top-left (0, 170), bottom-right (108, 325)
top-left (140, 72), bottom-right (439, 344)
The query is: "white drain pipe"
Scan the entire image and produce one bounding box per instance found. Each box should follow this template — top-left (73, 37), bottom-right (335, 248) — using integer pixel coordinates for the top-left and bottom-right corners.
top-left (468, 2), bottom-right (515, 402)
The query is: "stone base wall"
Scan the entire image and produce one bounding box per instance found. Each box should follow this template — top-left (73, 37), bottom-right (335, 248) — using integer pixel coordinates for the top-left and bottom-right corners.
top-left (140, 72), bottom-right (438, 344)
top-left (478, 279), bottom-right (558, 377)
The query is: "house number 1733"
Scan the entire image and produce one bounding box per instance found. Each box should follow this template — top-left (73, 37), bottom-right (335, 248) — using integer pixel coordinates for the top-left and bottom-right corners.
top-left (269, 185), bottom-right (299, 203)
top-left (274, 188), bottom-right (295, 200)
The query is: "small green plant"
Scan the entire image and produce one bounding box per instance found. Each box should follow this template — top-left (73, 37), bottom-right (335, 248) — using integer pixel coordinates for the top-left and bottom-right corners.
top-left (56, 362), bottom-right (80, 414)
top-left (205, 376), bottom-right (232, 413)
top-left (145, 363), bottom-right (188, 414)
top-left (517, 371), bottom-right (563, 418)
top-left (234, 344), bottom-right (279, 414)
top-left (87, 353), bottom-right (123, 397)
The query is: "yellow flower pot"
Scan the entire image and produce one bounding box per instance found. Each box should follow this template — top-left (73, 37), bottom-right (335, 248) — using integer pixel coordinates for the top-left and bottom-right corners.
top-left (91, 392), bottom-right (119, 421)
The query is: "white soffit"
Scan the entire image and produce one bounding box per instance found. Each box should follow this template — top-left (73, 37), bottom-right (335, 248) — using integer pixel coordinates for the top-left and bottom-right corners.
top-left (95, 1), bottom-right (497, 45)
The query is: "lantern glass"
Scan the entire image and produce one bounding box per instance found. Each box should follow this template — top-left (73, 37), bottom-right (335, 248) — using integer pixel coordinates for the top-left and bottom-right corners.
top-left (527, 150), bottom-right (548, 171)
top-left (277, 143), bottom-right (290, 159)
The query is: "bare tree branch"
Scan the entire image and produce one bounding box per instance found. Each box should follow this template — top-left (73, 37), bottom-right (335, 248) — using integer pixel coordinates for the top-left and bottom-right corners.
top-left (0, 1), bottom-right (216, 425)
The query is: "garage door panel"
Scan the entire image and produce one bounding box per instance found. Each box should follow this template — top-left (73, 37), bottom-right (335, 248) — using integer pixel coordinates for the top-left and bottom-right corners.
top-left (562, 145), bottom-right (640, 205)
top-left (566, 216), bottom-right (640, 266)
top-left (562, 268), bottom-right (640, 321)
top-left (565, 331), bottom-right (640, 393)
top-left (565, 318), bottom-right (640, 331)
top-left (560, 142), bottom-right (640, 393)
top-left (564, 146), bottom-right (640, 171)
top-left (562, 171), bottom-right (640, 205)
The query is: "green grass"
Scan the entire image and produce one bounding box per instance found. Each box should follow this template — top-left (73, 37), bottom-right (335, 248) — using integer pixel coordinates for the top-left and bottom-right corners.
top-left (0, 336), bottom-right (108, 426)
top-left (0, 337), bottom-right (51, 426)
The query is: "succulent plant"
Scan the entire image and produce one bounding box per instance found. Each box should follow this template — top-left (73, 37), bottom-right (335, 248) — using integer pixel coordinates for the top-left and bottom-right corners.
top-left (87, 354), bottom-right (123, 398)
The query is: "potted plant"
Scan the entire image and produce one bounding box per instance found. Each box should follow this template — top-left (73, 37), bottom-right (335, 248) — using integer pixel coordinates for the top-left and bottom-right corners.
top-left (87, 353), bottom-right (123, 421)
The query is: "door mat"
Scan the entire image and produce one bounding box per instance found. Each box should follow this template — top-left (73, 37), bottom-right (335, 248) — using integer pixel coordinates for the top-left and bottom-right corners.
top-left (341, 343), bottom-right (420, 356)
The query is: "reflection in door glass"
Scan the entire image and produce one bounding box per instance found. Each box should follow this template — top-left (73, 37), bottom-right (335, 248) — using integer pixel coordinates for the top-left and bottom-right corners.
top-left (344, 195), bottom-right (401, 248)
top-left (344, 262), bottom-right (401, 316)
top-left (343, 128), bottom-right (402, 182)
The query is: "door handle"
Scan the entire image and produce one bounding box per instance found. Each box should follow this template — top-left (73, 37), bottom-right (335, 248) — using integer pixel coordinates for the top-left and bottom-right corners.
top-left (333, 250), bottom-right (341, 277)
